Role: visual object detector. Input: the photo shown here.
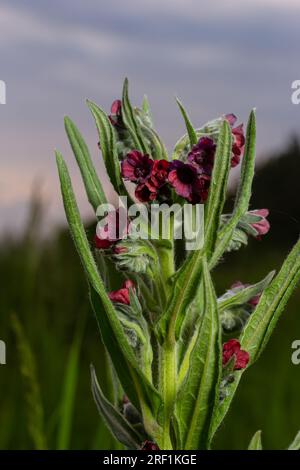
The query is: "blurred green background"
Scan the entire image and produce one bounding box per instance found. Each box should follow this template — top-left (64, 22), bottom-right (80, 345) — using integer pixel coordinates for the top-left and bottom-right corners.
top-left (1, 139), bottom-right (300, 450)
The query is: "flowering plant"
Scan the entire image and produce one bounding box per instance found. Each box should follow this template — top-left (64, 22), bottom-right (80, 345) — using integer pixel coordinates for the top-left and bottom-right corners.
top-left (56, 79), bottom-right (300, 450)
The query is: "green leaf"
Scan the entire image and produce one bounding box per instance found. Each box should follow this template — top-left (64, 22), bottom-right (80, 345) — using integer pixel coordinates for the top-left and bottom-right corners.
top-left (210, 237), bottom-right (300, 440)
top-left (210, 110), bottom-right (256, 268)
top-left (156, 245), bottom-right (204, 341)
top-left (86, 100), bottom-right (130, 198)
top-left (91, 365), bottom-right (142, 449)
top-left (64, 116), bottom-right (107, 210)
top-left (205, 120), bottom-right (232, 258)
top-left (175, 258), bottom-right (221, 450)
top-left (241, 240), bottom-right (300, 362)
top-left (121, 78), bottom-right (151, 155)
top-left (288, 430), bottom-right (300, 450)
top-left (218, 271), bottom-right (275, 312)
top-left (56, 151), bottom-right (161, 422)
top-left (248, 430), bottom-right (262, 450)
top-left (176, 99), bottom-right (198, 147)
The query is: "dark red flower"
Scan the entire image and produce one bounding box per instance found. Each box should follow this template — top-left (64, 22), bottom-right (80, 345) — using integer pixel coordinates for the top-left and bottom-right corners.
top-left (148, 159), bottom-right (170, 188)
top-left (109, 99), bottom-right (123, 127)
top-left (225, 114), bottom-right (245, 168)
top-left (222, 339), bottom-right (249, 370)
top-left (141, 440), bottom-right (160, 451)
top-left (109, 279), bottom-right (135, 305)
top-left (121, 150), bottom-right (154, 183)
top-left (249, 209), bottom-right (270, 238)
top-left (94, 235), bottom-right (113, 249)
top-left (168, 160), bottom-right (210, 203)
top-left (95, 209), bottom-right (129, 250)
top-left (135, 183), bottom-right (157, 202)
top-left (188, 137), bottom-right (216, 176)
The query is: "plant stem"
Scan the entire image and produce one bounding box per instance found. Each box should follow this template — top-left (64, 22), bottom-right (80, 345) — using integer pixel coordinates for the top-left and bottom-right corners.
top-left (159, 339), bottom-right (176, 449)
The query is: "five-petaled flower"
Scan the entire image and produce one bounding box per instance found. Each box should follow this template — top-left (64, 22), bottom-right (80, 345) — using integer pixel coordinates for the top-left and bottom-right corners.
top-left (222, 339), bottom-right (249, 370)
top-left (121, 150), bottom-right (153, 184)
top-left (109, 279), bottom-right (135, 305)
top-left (225, 113), bottom-right (245, 168)
top-left (168, 160), bottom-right (210, 203)
top-left (188, 137), bottom-right (216, 177)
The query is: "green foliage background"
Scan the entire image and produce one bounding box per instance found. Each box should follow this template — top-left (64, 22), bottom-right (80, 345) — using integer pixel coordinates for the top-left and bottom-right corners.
top-left (1, 140), bottom-right (300, 449)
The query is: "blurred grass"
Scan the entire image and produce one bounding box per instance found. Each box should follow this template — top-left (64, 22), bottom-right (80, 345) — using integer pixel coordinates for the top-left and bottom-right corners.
top-left (1, 141), bottom-right (300, 449)
top-left (0, 190), bottom-right (121, 449)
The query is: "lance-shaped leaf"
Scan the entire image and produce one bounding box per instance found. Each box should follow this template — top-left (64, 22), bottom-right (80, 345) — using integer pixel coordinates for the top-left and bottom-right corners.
top-left (64, 116), bottom-right (107, 211)
top-left (87, 100), bottom-right (130, 199)
top-left (176, 99), bottom-right (198, 148)
top-left (56, 152), bottom-right (161, 419)
top-left (248, 430), bottom-right (262, 450)
top-left (210, 237), bottom-right (300, 439)
top-left (91, 365), bottom-right (142, 449)
top-left (121, 78), bottom-right (151, 155)
top-left (204, 120), bottom-right (232, 258)
top-left (288, 430), bottom-right (300, 450)
top-left (241, 239), bottom-right (300, 362)
top-left (218, 271), bottom-right (275, 312)
top-left (175, 258), bottom-right (221, 450)
top-left (210, 110), bottom-right (256, 268)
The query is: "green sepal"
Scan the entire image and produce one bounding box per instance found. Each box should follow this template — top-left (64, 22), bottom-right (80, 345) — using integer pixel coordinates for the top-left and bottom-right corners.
top-left (218, 271), bottom-right (275, 312)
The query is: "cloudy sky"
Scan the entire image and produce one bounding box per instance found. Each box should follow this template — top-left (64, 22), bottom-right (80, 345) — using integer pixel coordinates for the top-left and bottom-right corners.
top-left (0, 0), bottom-right (300, 233)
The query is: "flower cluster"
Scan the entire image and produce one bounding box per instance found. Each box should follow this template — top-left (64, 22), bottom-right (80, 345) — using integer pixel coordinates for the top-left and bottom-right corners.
top-left (121, 138), bottom-right (215, 204)
top-left (120, 124), bottom-right (244, 204)
top-left (222, 339), bottom-right (249, 370)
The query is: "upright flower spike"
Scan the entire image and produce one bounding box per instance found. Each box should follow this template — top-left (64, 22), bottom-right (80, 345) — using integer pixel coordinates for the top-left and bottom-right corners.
top-left (57, 82), bottom-right (300, 450)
